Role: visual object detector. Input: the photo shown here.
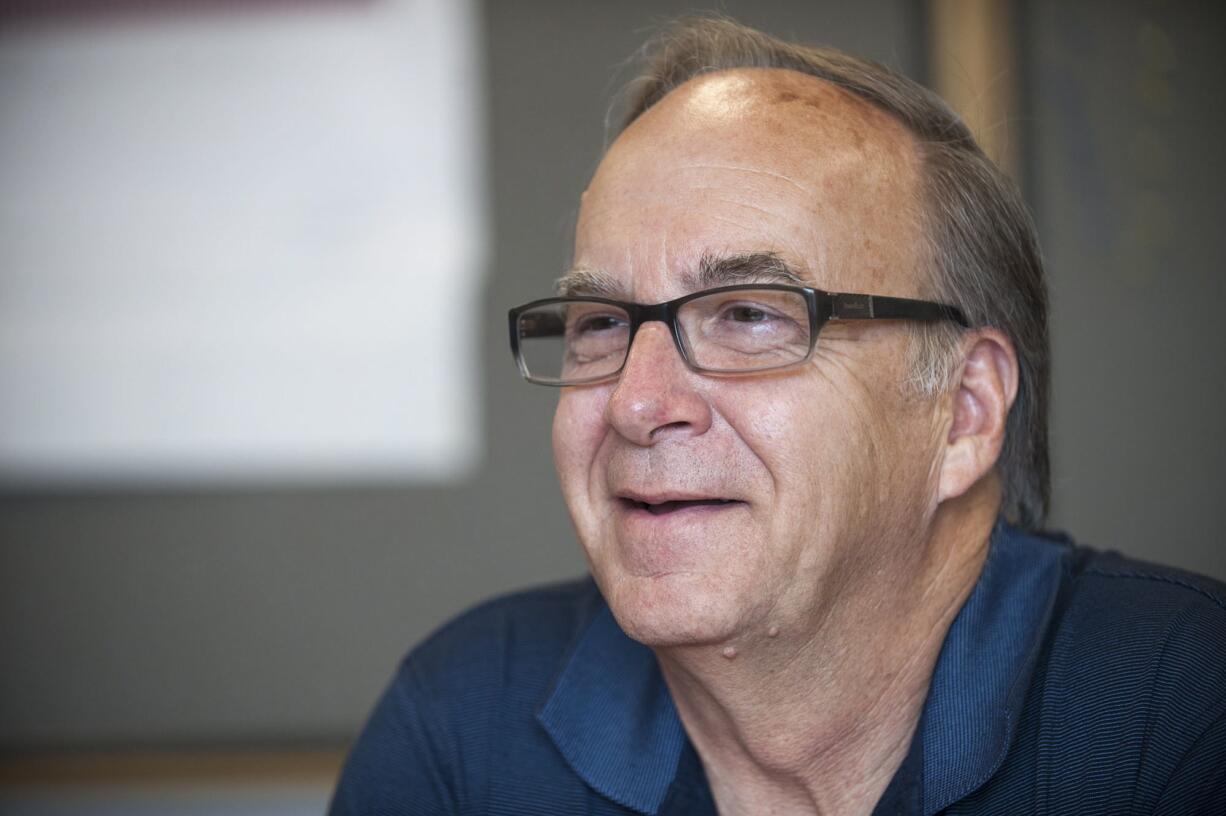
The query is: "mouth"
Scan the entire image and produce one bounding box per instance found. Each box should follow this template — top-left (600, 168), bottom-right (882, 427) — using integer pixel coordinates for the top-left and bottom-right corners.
top-left (616, 495), bottom-right (744, 516)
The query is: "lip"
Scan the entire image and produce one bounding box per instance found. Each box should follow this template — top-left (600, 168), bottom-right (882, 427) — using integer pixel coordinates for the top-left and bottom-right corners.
top-left (609, 488), bottom-right (750, 574)
top-left (613, 489), bottom-right (747, 517)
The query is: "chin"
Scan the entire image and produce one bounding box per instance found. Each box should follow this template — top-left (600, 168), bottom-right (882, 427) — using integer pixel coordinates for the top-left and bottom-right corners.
top-left (597, 568), bottom-right (746, 648)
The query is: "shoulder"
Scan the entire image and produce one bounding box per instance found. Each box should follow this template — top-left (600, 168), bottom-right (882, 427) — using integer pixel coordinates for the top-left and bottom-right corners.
top-left (1031, 544), bottom-right (1226, 807)
top-left (1049, 545), bottom-right (1226, 727)
top-left (1068, 544), bottom-right (1226, 609)
top-left (1054, 544), bottom-right (1226, 678)
top-left (956, 539), bottom-right (1226, 813)
top-left (329, 578), bottom-right (606, 815)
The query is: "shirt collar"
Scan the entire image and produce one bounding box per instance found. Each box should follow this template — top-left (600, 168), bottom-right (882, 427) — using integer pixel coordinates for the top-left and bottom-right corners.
top-left (537, 523), bottom-right (1068, 815)
top-left (919, 522), bottom-right (1067, 811)
top-left (537, 603), bottom-right (687, 814)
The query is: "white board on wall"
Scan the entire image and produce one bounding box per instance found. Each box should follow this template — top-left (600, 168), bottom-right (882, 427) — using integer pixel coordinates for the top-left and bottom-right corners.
top-left (0, 0), bottom-right (487, 487)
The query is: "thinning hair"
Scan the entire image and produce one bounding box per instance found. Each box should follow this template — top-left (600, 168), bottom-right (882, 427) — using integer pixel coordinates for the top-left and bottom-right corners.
top-left (614, 16), bottom-right (1050, 529)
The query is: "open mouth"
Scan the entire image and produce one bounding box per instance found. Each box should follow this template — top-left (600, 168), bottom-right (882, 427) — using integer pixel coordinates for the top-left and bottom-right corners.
top-left (620, 497), bottom-right (740, 516)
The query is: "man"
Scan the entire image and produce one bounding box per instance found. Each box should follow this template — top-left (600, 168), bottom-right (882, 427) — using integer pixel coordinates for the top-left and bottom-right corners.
top-left (330, 18), bottom-right (1226, 815)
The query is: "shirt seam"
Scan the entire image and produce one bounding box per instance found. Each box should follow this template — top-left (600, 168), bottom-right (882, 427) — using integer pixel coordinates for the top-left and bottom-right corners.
top-left (1133, 603), bottom-right (1198, 811)
top-left (1154, 708), bottom-right (1226, 806)
top-left (1080, 568), bottom-right (1226, 613)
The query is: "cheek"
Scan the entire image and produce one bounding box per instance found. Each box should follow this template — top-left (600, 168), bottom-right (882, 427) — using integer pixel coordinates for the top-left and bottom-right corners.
top-left (552, 389), bottom-right (611, 501)
top-left (741, 372), bottom-right (882, 533)
top-left (736, 377), bottom-right (837, 485)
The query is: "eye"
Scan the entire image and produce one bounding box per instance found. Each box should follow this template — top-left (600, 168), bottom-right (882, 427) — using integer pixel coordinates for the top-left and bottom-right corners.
top-left (702, 297), bottom-right (804, 339)
top-left (723, 305), bottom-right (772, 323)
top-left (714, 301), bottom-right (788, 326)
top-left (572, 313), bottom-right (627, 334)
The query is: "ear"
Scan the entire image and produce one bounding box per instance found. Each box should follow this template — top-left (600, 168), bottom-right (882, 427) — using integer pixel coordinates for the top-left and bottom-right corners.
top-left (938, 329), bottom-right (1019, 504)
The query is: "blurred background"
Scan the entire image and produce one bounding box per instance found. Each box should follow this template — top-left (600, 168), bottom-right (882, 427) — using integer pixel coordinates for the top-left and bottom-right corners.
top-left (1, 0), bottom-right (1223, 813)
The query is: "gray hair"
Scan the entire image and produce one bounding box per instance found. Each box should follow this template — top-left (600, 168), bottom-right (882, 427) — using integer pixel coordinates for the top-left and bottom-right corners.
top-left (614, 16), bottom-right (1050, 529)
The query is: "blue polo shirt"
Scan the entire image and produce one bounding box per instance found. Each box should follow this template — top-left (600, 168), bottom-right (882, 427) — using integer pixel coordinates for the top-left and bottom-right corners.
top-left (329, 524), bottom-right (1226, 814)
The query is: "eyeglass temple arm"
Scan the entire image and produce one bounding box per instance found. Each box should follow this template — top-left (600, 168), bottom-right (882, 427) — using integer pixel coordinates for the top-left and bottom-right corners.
top-left (829, 293), bottom-right (968, 328)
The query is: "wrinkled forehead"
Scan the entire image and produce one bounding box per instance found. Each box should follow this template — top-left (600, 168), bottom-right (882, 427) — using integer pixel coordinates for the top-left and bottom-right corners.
top-left (573, 68), bottom-right (927, 299)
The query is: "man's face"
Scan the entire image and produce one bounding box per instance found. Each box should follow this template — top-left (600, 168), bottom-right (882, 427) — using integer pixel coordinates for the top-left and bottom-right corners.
top-left (553, 69), bottom-right (949, 648)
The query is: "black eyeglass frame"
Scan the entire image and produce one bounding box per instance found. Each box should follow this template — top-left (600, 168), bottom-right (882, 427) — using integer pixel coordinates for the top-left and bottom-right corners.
top-left (508, 283), bottom-right (969, 386)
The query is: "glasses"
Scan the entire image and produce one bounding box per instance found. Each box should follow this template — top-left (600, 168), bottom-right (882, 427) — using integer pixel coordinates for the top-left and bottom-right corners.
top-left (508, 283), bottom-right (968, 386)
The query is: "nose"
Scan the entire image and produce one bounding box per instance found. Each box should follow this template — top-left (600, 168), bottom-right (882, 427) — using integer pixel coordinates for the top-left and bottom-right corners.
top-left (604, 321), bottom-right (713, 446)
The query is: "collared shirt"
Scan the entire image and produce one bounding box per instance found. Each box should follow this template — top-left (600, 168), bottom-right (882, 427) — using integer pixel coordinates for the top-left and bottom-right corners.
top-left (330, 524), bottom-right (1226, 815)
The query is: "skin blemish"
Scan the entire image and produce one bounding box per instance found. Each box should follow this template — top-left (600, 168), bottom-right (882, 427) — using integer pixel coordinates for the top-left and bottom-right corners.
top-left (722, 646), bottom-right (738, 659)
top-left (767, 625), bottom-right (780, 638)
top-left (772, 89), bottom-right (824, 111)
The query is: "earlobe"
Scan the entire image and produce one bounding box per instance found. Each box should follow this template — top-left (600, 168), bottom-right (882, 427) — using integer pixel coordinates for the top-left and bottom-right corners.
top-left (937, 330), bottom-right (1019, 504)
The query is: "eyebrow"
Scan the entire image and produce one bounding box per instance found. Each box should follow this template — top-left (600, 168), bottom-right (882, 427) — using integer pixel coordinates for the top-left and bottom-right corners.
top-left (553, 268), bottom-right (623, 298)
top-left (689, 252), bottom-right (810, 289)
top-left (554, 252), bottom-right (811, 299)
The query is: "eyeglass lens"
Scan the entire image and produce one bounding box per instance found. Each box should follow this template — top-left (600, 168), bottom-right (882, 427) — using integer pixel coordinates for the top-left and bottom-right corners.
top-left (515, 288), bottom-right (813, 384)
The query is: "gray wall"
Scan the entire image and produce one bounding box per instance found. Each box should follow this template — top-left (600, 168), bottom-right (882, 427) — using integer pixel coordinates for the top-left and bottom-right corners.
top-left (1028, 0), bottom-right (1226, 572)
top-left (1, 0), bottom-right (1222, 749)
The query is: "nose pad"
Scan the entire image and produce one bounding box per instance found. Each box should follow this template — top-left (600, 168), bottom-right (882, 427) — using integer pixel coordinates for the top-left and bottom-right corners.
top-left (604, 323), bottom-right (712, 445)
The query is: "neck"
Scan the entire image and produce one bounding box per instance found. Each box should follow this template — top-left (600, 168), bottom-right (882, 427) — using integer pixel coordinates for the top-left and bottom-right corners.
top-left (654, 486), bottom-right (999, 816)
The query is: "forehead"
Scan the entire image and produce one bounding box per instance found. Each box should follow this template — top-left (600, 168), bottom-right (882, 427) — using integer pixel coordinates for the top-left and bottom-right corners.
top-left (573, 68), bottom-right (927, 298)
